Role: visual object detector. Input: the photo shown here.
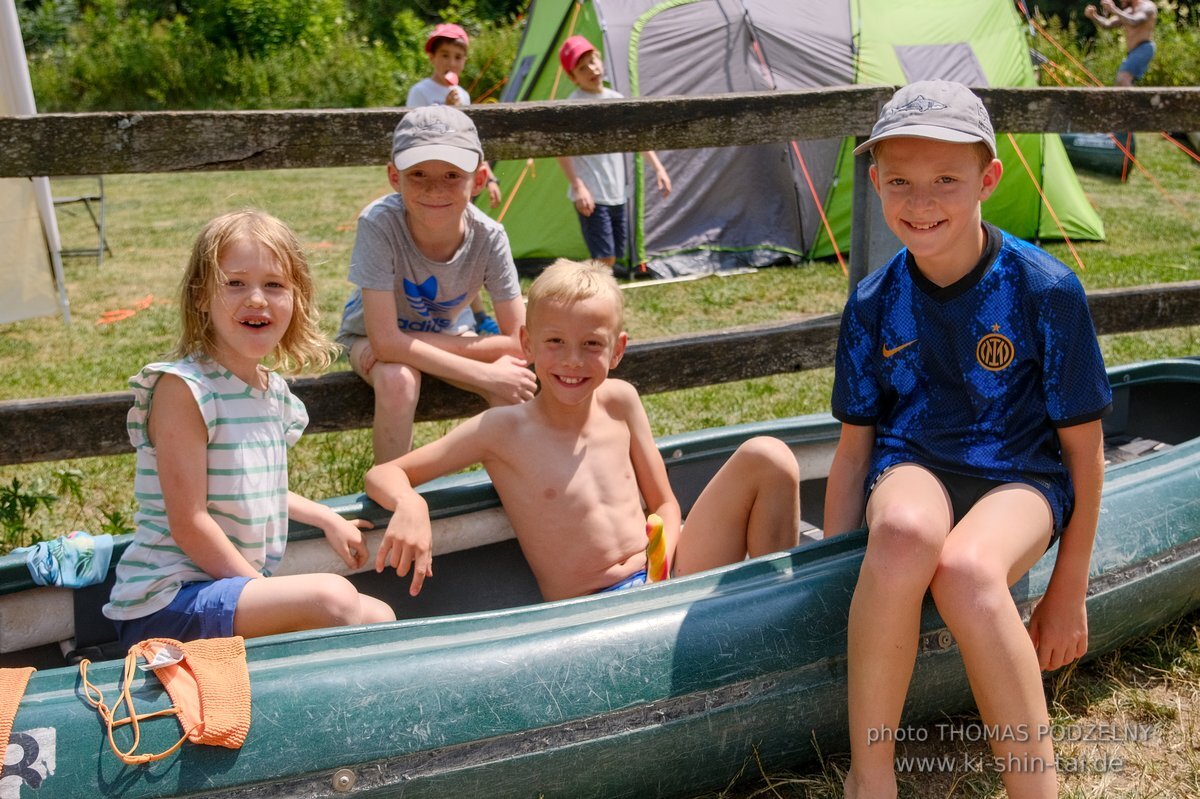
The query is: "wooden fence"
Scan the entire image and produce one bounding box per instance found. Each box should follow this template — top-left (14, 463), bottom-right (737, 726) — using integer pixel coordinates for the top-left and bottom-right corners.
top-left (2, 86), bottom-right (1199, 466)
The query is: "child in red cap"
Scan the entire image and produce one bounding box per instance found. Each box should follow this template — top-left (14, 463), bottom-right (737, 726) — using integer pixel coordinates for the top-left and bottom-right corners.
top-left (406, 23), bottom-right (502, 211)
top-left (555, 34), bottom-right (671, 278)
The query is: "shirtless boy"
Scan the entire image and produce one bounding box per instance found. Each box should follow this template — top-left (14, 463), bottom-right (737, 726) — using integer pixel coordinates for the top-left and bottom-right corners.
top-left (1086, 0), bottom-right (1157, 85)
top-left (365, 259), bottom-right (801, 600)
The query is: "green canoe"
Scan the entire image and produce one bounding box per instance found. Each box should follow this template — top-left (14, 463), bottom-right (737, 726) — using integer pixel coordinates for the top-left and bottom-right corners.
top-left (2, 358), bottom-right (1199, 798)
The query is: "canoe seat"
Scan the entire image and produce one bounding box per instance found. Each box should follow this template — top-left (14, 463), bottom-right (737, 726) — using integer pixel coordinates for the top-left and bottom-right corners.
top-left (1103, 434), bottom-right (1169, 465)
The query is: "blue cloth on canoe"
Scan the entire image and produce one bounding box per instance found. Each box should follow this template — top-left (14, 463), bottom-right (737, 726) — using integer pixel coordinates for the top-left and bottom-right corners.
top-left (15, 531), bottom-right (113, 588)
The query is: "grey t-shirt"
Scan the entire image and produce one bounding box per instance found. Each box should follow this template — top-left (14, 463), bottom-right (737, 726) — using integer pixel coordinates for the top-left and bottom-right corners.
top-left (337, 193), bottom-right (520, 345)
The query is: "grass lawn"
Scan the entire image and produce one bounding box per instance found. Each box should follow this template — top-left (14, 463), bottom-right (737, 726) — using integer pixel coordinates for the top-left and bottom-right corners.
top-left (1, 131), bottom-right (1197, 797)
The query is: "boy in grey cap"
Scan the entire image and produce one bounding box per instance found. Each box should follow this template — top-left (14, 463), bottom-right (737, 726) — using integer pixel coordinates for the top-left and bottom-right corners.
top-left (337, 105), bottom-right (536, 463)
top-left (825, 80), bottom-right (1110, 799)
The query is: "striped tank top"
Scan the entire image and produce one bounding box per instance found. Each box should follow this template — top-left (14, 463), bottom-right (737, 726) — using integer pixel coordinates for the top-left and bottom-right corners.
top-left (103, 356), bottom-right (307, 621)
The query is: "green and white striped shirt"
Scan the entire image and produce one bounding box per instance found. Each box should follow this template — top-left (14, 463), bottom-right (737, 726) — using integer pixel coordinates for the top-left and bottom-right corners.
top-left (104, 356), bottom-right (307, 621)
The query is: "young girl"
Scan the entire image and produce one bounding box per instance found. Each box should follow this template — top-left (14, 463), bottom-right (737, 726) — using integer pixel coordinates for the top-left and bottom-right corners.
top-left (103, 210), bottom-right (395, 647)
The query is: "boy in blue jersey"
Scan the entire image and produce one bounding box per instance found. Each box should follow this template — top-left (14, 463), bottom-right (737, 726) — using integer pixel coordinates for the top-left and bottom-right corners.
top-left (826, 81), bottom-right (1111, 799)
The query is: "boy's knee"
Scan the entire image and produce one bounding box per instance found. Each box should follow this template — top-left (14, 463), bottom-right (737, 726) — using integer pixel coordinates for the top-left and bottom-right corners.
top-left (930, 552), bottom-right (1007, 616)
top-left (371, 362), bottom-right (422, 408)
top-left (866, 504), bottom-right (945, 562)
top-left (736, 436), bottom-right (800, 483)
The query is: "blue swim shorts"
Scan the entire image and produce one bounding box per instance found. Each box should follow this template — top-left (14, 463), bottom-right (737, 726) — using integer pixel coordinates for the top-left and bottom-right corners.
top-left (576, 203), bottom-right (628, 261)
top-left (112, 576), bottom-right (252, 649)
top-left (1119, 40), bottom-right (1155, 81)
top-left (599, 569), bottom-right (648, 593)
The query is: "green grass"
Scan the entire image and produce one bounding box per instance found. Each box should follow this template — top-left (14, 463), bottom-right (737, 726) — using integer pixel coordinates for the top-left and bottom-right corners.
top-left (2, 132), bottom-right (1198, 545)
top-left (0, 133), bottom-right (1197, 796)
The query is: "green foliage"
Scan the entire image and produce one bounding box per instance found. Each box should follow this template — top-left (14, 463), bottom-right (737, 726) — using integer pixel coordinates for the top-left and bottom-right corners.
top-left (1030, 2), bottom-right (1200, 88)
top-left (17, 0), bottom-right (79, 51)
top-left (184, 0), bottom-right (343, 56)
top-left (0, 477), bottom-right (59, 547)
top-left (0, 470), bottom-right (86, 548)
top-left (19, 0), bottom-right (525, 111)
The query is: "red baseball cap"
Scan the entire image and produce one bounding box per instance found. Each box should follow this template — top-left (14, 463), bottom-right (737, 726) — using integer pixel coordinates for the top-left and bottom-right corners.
top-left (559, 35), bottom-right (596, 73)
top-left (425, 23), bottom-right (469, 53)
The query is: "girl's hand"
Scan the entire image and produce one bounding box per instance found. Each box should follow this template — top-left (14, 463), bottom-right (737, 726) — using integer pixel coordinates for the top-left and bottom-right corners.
top-left (323, 517), bottom-right (373, 570)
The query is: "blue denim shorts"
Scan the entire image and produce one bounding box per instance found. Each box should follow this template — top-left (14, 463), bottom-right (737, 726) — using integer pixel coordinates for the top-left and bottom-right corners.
top-left (1119, 40), bottom-right (1155, 81)
top-left (577, 203), bottom-right (627, 261)
top-left (113, 576), bottom-right (252, 649)
top-left (599, 569), bottom-right (648, 593)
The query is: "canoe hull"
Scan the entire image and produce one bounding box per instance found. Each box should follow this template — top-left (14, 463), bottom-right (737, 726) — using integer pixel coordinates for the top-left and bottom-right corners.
top-left (5, 359), bottom-right (1200, 799)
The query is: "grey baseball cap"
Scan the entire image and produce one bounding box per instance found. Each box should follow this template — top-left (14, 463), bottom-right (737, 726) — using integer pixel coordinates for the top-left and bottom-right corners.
top-left (391, 105), bottom-right (483, 172)
top-left (853, 80), bottom-right (996, 158)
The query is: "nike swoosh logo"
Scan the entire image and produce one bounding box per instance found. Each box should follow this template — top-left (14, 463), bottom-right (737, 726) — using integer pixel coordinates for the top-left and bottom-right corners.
top-left (882, 339), bottom-right (917, 358)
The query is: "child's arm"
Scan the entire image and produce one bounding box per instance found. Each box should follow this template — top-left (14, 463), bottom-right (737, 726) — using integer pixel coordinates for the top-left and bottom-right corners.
top-left (641, 151), bottom-right (672, 197)
top-left (361, 289), bottom-right (535, 404)
top-left (556, 157), bottom-right (596, 217)
top-left (1084, 3), bottom-right (1118, 27)
top-left (822, 423), bottom-right (875, 536)
top-left (618, 382), bottom-right (683, 556)
top-left (149, 375), bottom-right (262, 579)
top-left (1027, 419), bottom-right (1105, 671)
top-left (287, 492), bottom-right (371, 570)
top-left (484, 165), bottom-right (502, 208)
top-left (1101, 0), bottom-right (1151, 25)
top-left (365, 414), bottom-right (492, 596)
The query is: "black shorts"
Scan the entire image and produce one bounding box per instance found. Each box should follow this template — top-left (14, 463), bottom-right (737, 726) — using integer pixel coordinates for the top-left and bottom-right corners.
top-left (925, 466), bottom-right (1010, 527)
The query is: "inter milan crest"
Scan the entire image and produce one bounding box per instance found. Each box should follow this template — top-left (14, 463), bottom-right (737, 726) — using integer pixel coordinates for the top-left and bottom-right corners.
top-left (976, 324), bottom-right (1014, 371)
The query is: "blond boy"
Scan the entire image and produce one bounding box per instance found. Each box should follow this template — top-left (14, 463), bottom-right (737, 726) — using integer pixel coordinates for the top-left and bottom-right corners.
top-left (366, 260), bottom-right (801, 600)
top-left (337, 105), bottom-right (536, 464)
top-left (826, 81), bottom-right (1111, 799)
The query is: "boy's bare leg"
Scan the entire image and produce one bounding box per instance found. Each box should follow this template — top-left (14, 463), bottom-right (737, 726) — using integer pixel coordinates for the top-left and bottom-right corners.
top-left (674, 436), bottom-right (800, 575)
top-left (931, 486), bottom-right (1056, 799)
top-left (349, 339), bottom-right (420, 464)
top-left (234, 574), bottom-right (395, 638)
top-left (844, 464), bottom-right (953, 799)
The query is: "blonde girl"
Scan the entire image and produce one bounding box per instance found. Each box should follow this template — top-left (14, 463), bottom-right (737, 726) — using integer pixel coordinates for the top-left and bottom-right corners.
top-left (104, 210), bottom-right (395, 646)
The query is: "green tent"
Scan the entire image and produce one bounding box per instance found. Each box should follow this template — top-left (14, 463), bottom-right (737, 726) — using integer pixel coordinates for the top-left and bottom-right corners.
top-left (486, 0), bottom-right (1104, 277)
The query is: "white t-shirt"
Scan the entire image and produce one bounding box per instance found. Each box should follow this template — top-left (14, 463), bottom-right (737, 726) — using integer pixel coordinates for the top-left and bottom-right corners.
top-left (406, 77), bottom-right (470, 107)
top-left (565, 87), bottom-right (626, 206)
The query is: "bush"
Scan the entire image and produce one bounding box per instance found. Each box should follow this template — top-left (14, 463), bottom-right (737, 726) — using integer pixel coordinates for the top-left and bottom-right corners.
top-left (21, 0), bottom-right (523, 111)
top-left (1031, 2), bottom-right (1200, 88)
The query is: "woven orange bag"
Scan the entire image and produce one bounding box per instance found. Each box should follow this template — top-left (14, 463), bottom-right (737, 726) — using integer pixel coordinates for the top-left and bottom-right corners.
top-left (0, 667), bottom-right (35, 760)
top-left (80, 636), bottom-right (251, 765)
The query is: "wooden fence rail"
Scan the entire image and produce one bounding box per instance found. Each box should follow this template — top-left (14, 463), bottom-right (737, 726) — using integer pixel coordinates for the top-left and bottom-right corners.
top-left (3, 282), bottom-right (1199, 466)
top-left (1, 87), bottom-right (1199, 177)
top-left (3, 86), bottom-right (1200, 465)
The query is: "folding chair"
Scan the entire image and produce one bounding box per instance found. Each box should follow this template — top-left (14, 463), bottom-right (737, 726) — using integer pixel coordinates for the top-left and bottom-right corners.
top-left (53, 176), bottom-right (112, 266)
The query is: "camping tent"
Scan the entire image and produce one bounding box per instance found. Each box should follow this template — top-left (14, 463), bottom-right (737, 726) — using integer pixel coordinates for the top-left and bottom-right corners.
top-left (1, 0), bottom-right (70, 323)
top-left (486, 0), bottom-right (1105, 277)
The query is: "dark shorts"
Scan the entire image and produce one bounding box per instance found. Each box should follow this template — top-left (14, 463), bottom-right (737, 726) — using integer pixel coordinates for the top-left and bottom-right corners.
top-left (870, 465), bottom-right (1064, 548)
top-left (113, 576), bottom-right (251, 649)
top-left (577, 203), bottom-right (627, 261)
top-left (1119, 40), bottom-right (1155, 81)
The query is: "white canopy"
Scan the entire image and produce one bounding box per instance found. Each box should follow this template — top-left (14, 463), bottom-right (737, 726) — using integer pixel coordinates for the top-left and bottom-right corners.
top-left (0, 0), bottom-right (70, 323)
